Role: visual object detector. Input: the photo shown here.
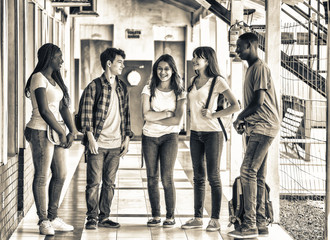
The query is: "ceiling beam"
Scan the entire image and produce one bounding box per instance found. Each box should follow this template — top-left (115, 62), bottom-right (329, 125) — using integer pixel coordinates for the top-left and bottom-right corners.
top-left (160, 0), bottom-right (196, 12)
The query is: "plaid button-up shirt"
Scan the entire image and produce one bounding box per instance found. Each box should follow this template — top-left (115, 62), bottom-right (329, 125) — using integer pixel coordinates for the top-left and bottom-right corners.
top-left (81, 73), bottom-right (133, 145)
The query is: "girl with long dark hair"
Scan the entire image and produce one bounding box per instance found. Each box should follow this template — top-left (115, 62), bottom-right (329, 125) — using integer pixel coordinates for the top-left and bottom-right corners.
top-left (141, 54), bottom-right (186, 228)
top-left (181, 47), bottom-right (240, 231)
top-left (24, 43), bottom-right (77, 235)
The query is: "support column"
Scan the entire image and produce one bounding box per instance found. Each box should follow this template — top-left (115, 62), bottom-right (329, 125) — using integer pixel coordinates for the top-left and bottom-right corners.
top-left (265, 0), bottom-right (281, 223)
top-left (325, 1), bottom-right (330, 239)
top-left (229, 0), bottom-right (244, 184)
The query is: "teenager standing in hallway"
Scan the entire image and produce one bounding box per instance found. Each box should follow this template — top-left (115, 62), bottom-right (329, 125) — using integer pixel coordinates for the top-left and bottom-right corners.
top-left (228, 32), bottom-right (280, 239)
top-left (24, 43), bottom-right (77, 235)
top-left (79, 48), bottom-right (134, 230)
top-left (181, 46), bottom-right (240, 232)
top-left (142, 54), bottom-right (186, 228)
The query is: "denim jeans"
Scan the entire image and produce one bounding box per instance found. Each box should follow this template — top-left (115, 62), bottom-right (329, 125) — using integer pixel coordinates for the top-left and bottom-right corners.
top-left (190, 130), bottom-right (223, 219)
top-left (240, 133), bottom-right (274, 228)
top-left (24, 127), bottom-right (67, 222)
top-left (86, 147), bottom-right (120, 221)
top-left (142, 133), bottom-right (178, 219)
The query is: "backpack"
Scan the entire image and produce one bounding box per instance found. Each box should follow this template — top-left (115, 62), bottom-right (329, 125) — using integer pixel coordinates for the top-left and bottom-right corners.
top-left (228, 176), bottom-right (274, 229)
top-left (75, 77), bottom-right (102, 133)
top-left (188, 76), bottom-right (232, 141)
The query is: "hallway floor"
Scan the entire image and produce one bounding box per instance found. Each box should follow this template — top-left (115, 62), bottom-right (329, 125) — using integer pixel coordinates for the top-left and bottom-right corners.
top-left (9, 141), bottom-right (292, 240)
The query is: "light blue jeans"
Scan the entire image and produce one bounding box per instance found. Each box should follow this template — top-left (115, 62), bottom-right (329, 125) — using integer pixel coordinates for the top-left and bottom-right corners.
top-left (85, 147), bottom-right (121, 221)
top-left (240, 133), bottom-right (274, 228)
top-left (24, 127), bottom-right (67, 223)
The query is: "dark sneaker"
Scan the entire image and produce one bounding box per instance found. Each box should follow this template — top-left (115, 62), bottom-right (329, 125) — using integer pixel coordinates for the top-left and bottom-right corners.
top-left (85, 218), bottom-right (97, 230)
top-left (98, 218), bottom-right (120, 228)
top-left (227, 226), bottom-right (258, 238)
top-left (206, 219), bottom-right (220, 232)
top-left (181, 218), bottom-right (203, 229)
top-left (258, 226), bottom-right (269, 235)
top-left (163, 219), bottom-right (176, 228)
top-left (147, 218), bottom-right (161, 227)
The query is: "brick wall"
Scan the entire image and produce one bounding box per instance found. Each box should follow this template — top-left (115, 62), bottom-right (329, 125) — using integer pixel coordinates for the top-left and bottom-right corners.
top-left (0, 147), bottom-right (34, 240)
top-left (21, 148), bottom-right (34, 215)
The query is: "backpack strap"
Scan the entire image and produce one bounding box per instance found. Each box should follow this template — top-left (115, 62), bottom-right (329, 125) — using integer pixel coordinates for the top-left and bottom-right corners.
top-left (91, 78), bottom-right (102, 128)
top-left (265, 183), bottom-right (274, 225)
top-left (205, 77), bottom-right (217, 109)
top-left (205, 77), bottom-right (228, 141)
top-left (94, 78), bottom-right (102, 109)
top-left (228, 177), bottom-right (243, 227)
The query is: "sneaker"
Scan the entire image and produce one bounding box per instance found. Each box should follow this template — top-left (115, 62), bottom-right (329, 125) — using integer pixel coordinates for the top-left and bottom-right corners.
top-left (227, 226), bottom-right (258, 239)
top-left (258, 226), bottom-right (269, 235)
top-left (206, 219), bottom-right (220, 232)
top-left (98, 218), bottom-right (120, 228)
top-left (181, 218), bottom-right (203, 229)
top-left (163, 219), bottom-right (176, 228)
top-left (50, 217), bottom-right (74, 231)
top-left (147, 218), bottom-right (161, 227)
top-left (85, 218), bottom-right (97, 230)
top-left (39, 220), bottom-right (55, 235)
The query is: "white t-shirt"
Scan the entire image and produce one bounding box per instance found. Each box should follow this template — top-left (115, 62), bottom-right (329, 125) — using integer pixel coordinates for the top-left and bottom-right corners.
top-left (98, 87), bottom-right (122, 149)
top-left (26, 72), bottom-right (63, 130)
top-left (189, 76), bottom-right (229, 132)
top-left (142, 85), bottom-right (186, 137)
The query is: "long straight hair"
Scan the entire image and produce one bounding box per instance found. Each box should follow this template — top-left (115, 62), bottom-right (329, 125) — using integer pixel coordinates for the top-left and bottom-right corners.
top-left (193, 46), bottom-right (224, 79)
top-left (24, 43), bottom-right (70, 107)
top-left (149, 54), bottom-right (184, 98)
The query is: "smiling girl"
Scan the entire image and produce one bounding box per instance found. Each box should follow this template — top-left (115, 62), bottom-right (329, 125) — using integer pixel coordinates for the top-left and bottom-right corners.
top-left (24, 43), bottom-right (77, 235)
top-left (181, 46), bottom-right (240, 232)
top-left (141, 54), bottom-right (186, 228)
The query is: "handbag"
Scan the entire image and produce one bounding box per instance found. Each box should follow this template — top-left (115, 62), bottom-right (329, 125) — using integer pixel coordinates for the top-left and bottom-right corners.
top-left (47, 121), bottom-right (66, 145)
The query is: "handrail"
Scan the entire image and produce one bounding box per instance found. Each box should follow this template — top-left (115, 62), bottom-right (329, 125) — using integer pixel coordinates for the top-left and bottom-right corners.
top-left (286, 4), bottom-right (327, 35)
top-left (281, 8), bottom-right (317, 35)
top-left (203, 0), bottom-right (326, 98)
top-left (303, 1), bottom-right (325, 19)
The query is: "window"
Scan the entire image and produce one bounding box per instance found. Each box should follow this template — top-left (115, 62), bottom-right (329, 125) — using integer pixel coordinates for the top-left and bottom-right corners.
top-left (70, 0), bottom-right (98, 16)
top-left (1, 0), bottom-right (8, 164)
top-left (8, 0), bottom-right (18, 157)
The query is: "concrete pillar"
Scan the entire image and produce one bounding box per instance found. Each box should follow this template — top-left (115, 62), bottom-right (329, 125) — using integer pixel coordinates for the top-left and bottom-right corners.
top-left (229, 0), bottom-right (244, 184)
top-left (265, 0), bottom-right (281, 223)
top-left (325, 1), bottom-right (330, 239)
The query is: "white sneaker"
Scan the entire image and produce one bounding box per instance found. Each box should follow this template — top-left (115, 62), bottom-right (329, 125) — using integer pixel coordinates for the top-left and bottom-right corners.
top-left (50, 217), bottom-right (74, 231)
top-left (39, 220), bottom-right (55, 235)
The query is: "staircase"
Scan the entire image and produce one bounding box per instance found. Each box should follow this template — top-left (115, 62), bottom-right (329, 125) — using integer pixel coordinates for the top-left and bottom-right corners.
top-left (203, 0), bottom-right (327, 98)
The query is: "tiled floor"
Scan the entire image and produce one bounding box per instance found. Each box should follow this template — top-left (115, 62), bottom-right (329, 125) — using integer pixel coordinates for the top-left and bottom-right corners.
top-left (9, 140), bottom-right (293, 240)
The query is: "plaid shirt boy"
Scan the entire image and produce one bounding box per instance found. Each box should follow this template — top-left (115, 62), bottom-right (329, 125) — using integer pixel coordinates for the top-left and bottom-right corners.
top-left (81, 73), bottom-right (133, 145)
